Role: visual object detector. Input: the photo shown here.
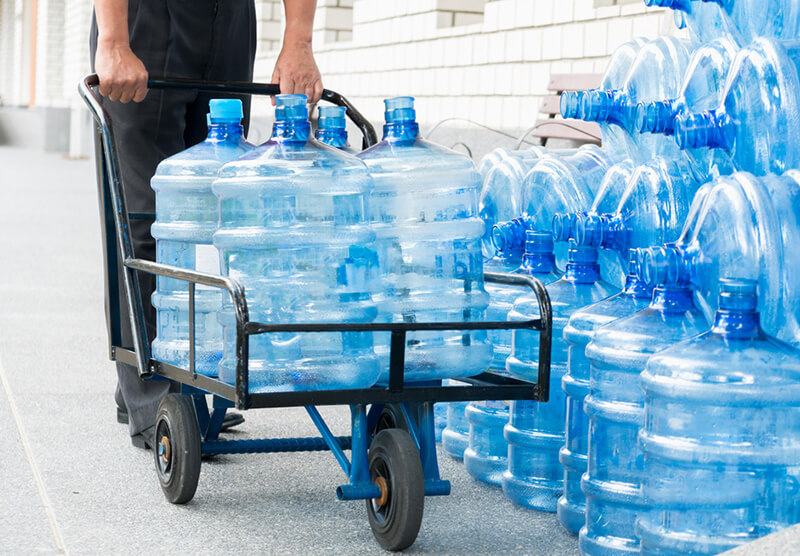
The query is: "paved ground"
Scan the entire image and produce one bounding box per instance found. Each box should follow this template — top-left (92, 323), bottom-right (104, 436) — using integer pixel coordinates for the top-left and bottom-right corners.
top-left (2, 146), bottom-right (798, 555)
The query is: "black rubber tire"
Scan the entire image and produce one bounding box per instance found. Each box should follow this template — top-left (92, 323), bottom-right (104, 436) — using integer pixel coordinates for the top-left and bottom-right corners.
top-left (374, 403), bottom-right (411, 434)
top-left (366, 429), bottom-right (425, 551)
top-left (154, 394), bottom-right (201, 504)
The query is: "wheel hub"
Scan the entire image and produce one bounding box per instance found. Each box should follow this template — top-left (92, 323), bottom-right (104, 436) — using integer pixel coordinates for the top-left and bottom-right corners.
top-left (374, 476), bottom-right (389, 506)
top-left (159, 435), bottom-right (171, 464)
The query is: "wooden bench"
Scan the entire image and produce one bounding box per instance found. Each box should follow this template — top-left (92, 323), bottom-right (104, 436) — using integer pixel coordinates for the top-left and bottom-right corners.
top-left (531, 73), bottom-right (603, 147)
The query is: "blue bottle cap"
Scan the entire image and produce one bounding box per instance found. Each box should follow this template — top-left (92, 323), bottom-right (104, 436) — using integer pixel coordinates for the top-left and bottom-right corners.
top-left (208, 98), bottom-right (244, 122)
top-left (524, 230), bottom-right (554, 255)
top-left (384, 97), bottom-right (416, 124)
top-left (275, 94), bottom-right (309, 121)
top-left (318, 105), bottom-right (346, 129)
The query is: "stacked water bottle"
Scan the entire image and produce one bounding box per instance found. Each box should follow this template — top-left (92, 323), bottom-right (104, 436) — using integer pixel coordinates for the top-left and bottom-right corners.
top-left (457, 1), bottom-right (800, 554)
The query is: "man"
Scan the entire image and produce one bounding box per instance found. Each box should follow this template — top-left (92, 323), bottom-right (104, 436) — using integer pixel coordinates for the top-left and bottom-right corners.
top-left (90, 0), bottom-right (322, 449)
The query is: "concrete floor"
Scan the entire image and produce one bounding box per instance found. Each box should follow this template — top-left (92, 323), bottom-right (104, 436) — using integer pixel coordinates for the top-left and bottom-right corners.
top-left (1, 145), bottom-right (798, 555)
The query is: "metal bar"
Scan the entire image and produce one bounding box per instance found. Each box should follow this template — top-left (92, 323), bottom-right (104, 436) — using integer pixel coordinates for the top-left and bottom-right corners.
top-left (305, 406), bottom-right (351, 476)
top-left (388, 330), bottom-right (406, 393)
top-left (399, 403), bottom-right (421, 450)
top-left (201, 436), bottom-right (352, 456)
top-left (79, 74), bottom-right (151, 377)
top-left (145, 77), bottom-right (378, 149)
top-left (337, 404), bottom-right (376, 501)
top-left (245, 319), bottom-right (542, 335)
top-left (189, 282), bottom-right (196, 378)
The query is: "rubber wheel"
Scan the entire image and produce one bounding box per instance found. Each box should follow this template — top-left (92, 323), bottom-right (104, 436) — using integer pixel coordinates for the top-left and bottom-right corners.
top-left (374, 403), bottom-right (411, 434)
top-left (366, 429), bottom-right (425, 551)
top-left (154, 394), bottom-right (201, 504)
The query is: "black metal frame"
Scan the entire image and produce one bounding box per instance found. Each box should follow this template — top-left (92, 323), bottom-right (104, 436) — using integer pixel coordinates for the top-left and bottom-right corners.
top-left (79, 74), bottom-right (553, 411)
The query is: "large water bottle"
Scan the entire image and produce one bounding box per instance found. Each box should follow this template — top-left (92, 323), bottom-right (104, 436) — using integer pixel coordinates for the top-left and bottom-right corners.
top-left (637, 279), bottom-right (800, 555)
top-left (635, 36), bottom-right (738, 183)
top-left (314, 105), bottom-right (352, 151)
top-left (635, 171), bottom-right (800, 347)
top-left (674, 38), bottom-right (800, 176)
top-left (442, 399), bottom-right (470, 460)
top-left (580, 282), bottom-right (708, 555)
top-left (503, 242), bottom-right (617, 511)
top-left (491, 146), bottom-right (613, 269)
top-left (358, 97), bottom-right (491, 383)
top-left (561, 38), bottom-right (647, 160)
top-left (213, 95), bottom-right (380, 391)
top-left (557, 251), bottom-right (654, 534)
top-left (703, 0), bottom-right (800, 43)
top-left (567, 37), bottom-right (691, 163)
top-left (558, 156), bottom-right (702, 289)
top-left (150, 99), bottom-right (252, 376)
top-left (464, 232), bottom-right (563, 486)
top-left (644, 0), bottom-right (734, 46)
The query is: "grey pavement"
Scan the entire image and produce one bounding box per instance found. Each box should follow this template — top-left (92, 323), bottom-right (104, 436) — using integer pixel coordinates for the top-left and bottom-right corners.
top-left (2, 145), bottom-right (798, 556)
top-left (0, 146), bottom-right (580, 555)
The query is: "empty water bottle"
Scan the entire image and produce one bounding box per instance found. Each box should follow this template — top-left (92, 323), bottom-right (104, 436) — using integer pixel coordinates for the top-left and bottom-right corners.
top-left (691, 0), bottom-right (800, 45)
top-left (465, 232), bottom-right (563, 486)
top-left (491, 146), bottom-right (613, 269)
top-left (674, 38), bottom-right (800, 176)
top-left (358, 97), bottom-right (492, 383)
top-left (562, 156), bottom-right (702, 288)
top-left (503, 242), bottom-right (617, 511)
top-left (557, 251), bottom-right (653, 534)
top-left (635, 171), bottom-right (800, 347)
top-left (644, 0), bottom-right (734, 46)
top-left (570, 37), bottom-right (691, 163)
top-left (213, 94), bottom-right (380, 391)
top-left (151, 99), bottom-right (252, 376)
top-left (637, 279), bottom-right (800, 555)
top-left (562, 38), bottom-right (647, 160)
top-left (580, 282), bottom-right (708, 555)
top-left (315, 105), bottom-right (352, 151)
top-left (636, 36), bottom-right (738, 182)
top-left (443, 399), bottom-right (470, 460)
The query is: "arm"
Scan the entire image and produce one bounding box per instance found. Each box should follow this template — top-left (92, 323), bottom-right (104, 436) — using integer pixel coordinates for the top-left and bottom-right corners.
top-left (93, 0), bottom-right (148, 103)
top-left (272, 0), bottom-right (323, 104)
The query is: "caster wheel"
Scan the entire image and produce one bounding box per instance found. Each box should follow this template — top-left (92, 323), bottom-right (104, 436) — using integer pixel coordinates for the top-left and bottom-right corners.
top-left (154, 394), bottom-right (201, 504)
top-left (366, 429), bottom-right (425, 551)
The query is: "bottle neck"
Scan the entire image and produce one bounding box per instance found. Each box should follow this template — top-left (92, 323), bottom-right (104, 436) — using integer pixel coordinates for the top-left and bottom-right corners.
top-left (637, 244), bottom-right (698, 289)
top-left (644, 0), bottom-right (691, 11)
top-left (564, 259), bottom-right (602, 284)
top-left (207, 122), bottom-right (244, 143)
top-left (520, 252), bottom-right (557, 276)
top-left (560, 91), bottom-right (582, 119)
top-left (552, 212), bottom-right (579, 243)
top-left (315, 128), bottom-right (348, 149)
top-left (492, 217), bottom-right (531, 254)
top-left (382, 121), bottom-right (420, 142)
top-left (636, 99), bottom-right (679, 135)
top-left (622, 273), bottom-right (653, 299)
top-left (650, 285), bottom-right (695, 313)
top-left (712, 309), bottom-right (762, 339)
top-left (272, 119), bottom-right (311, 143)
top-left (675, 109), bottom-right (734, 151)
top-left (580, 89), bottom-right (632, 128)
top-left (575, 213), bottom-right (625, 253)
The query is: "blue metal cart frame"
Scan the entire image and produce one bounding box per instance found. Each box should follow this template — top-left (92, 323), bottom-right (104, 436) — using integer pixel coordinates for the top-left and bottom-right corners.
top-left (79, 74), bottom-right (552, 551)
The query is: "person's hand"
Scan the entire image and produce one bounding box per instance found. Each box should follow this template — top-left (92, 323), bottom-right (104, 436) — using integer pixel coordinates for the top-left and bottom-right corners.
top-left (95, 39), bottom-right (148, 103)
top-left (271, 39), bottom-right (323, 104)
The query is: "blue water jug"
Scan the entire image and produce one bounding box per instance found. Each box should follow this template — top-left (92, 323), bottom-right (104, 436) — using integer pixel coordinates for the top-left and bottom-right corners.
top-left (704, 0), bottom-right (800, 43)
top-left (434, 401), bottom-right (447, 443)
top-left (557, 251), bottom-right (653, 534)
top-left (636, 36), bottom-right (738, 183)
top-left (358, 97), bottom-right (492, 383)
top-left (150, 99), bottom-right (252, 376)
top-left (442, 399), bottom-right (470, 460)
top-left (559, 157), bottom-right (702, 291)
top-left (213, 94), bottom-right (380, 392)
top-left (562, 38), bottom-right (647, 160)
top-left (580, 282), bottom-right (708, 555)
top-left (644, 0), bottom-right (734, 46)
top-left (491, 146), bottom-right (613, 269)
top-left (314, 105), bottom-right (352, 151)
top-left (637, 279), bottom-right (800, 555)
top-left (464, 232), bottom-right (563, 486)
top-left (567, 37), bottom-right (691, 163)
top-left (503, 242), bottom-right (617, 511)
top-left (635, 171), bottom-right (800, 347)
top-left (674, 38), bottom-right (800, 176)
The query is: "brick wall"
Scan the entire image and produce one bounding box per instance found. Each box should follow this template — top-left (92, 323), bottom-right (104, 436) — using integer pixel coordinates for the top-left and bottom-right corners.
top-left (34, 0), bottom-right (66, 107)
top-left (253, 0), bottom-right (679, 133)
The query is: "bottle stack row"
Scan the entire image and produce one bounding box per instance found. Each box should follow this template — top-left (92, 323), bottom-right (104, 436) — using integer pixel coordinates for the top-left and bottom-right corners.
top-left (450, 1), bottom-right (800, 554)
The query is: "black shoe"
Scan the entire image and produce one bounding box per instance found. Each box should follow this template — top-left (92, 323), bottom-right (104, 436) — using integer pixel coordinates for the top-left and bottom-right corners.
top-left (118, 406), bottom-right (245, 431)
top-left (131, 425), bottom-right (155, 450)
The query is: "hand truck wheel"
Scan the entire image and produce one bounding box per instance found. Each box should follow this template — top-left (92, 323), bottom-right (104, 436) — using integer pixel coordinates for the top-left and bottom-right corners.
top-left (373, 403), bottom-right (411, 434)
top-left (154, 394), bottom-right (202, 504)
top-left (366, 428), bottom-right (425, 551)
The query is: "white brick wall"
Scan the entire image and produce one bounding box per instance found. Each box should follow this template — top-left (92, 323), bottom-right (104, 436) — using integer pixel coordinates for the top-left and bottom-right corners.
top-left (35, 0), bottom-right (66, 108)
top-left (255, 0), bottom-right (680, 132)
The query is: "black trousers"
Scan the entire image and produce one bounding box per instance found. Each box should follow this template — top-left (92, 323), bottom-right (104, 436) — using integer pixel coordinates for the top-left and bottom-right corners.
top-left (90, 0), bottom-right (257, 435)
